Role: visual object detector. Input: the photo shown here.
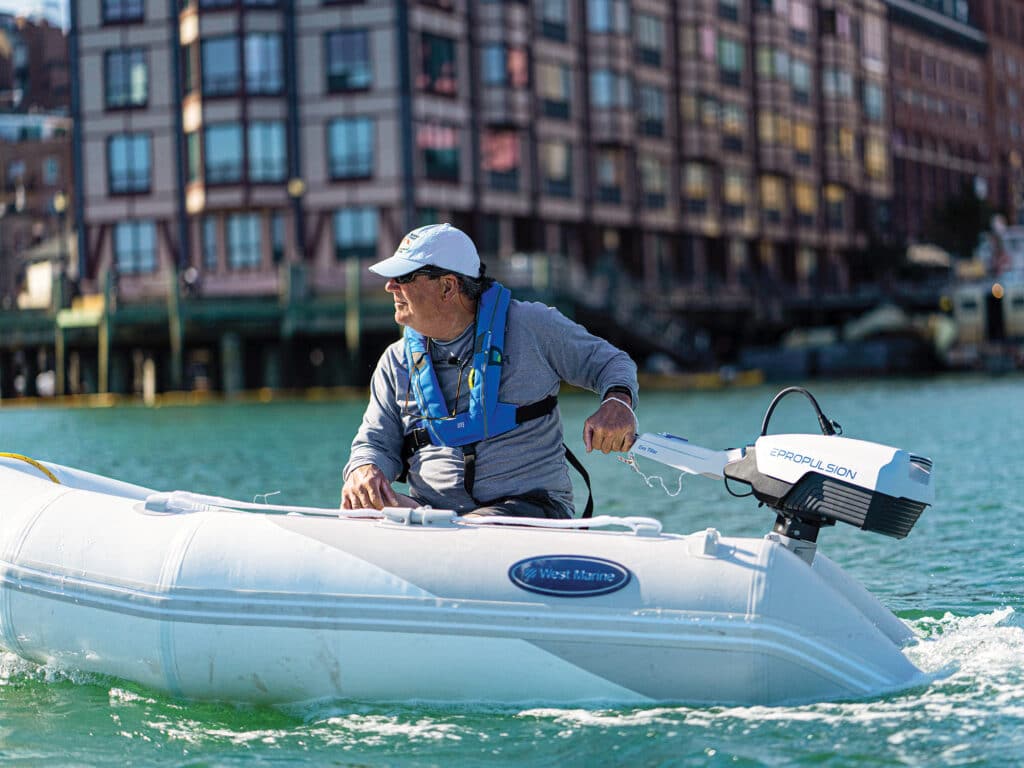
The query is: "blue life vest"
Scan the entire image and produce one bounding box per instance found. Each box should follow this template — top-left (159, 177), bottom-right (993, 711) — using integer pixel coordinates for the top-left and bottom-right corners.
top-left (403, 282), bottom-right (518, 447)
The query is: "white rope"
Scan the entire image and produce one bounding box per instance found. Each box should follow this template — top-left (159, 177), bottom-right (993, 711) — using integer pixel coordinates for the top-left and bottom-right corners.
top-left (619, 452), bottom-right (686, 497)
top-left (464, 514), bottom-right (662, 535)
top-left (144, 490), bottom-right (387, 519)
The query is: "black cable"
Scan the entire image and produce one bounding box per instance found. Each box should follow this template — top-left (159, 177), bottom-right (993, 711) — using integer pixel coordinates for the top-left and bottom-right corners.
top-left (724, 476), bottom-right (753, 497)
top-left (759, 386), bottom-right (842, 437)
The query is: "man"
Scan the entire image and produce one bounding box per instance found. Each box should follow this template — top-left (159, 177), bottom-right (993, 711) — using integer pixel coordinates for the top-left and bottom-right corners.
top-left (341, 223), bottom-right (638, 518)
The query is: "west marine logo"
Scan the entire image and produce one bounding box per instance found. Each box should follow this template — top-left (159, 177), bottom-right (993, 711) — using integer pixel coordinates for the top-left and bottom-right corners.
top-left (508, 555), bottom-right (631, 598)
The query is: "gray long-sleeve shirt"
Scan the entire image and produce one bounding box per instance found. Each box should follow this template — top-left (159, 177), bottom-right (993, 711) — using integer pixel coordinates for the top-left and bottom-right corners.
top-left (343, 298), bottom-right (638, 514)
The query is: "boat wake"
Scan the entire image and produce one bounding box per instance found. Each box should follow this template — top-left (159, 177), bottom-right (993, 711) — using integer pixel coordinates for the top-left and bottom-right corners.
top-left (0, 609), bottom-right (1019, 765)
top-left (0, 648), bottom-right (108, 690)
top-left (517, 606), bottom-right (1023, 725)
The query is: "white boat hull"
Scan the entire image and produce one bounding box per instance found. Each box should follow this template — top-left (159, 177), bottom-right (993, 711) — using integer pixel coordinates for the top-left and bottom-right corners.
top-left (0, 458), bottom-right (924, 706)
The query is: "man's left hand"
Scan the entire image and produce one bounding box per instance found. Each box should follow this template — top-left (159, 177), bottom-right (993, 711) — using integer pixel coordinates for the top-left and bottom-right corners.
top-left (583, 395), bottom-right (637, 454)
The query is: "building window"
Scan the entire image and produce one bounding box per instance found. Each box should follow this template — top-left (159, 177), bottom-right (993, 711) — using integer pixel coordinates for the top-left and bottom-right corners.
top-left (248, 121), bottom-right (286, 182)
top-left (639, 154), bottom-right (667, 209)
top-left (723, 169), bottom-right (747, 218)
top-left (43, 156), bottom-right (60, 186)
top-left (107, 133), bottom-right (151, 194)
top-left (865, 137), bottom-right (887, 179)
top-left (794, 181), bottom-right (816, 227)
top-left (721, 102), bottom-right (745, 152)
top-left (587, 0), bottom-right (628, 33)
top-left (540, 140), bottom-right (572, 197)
top-left (105, 48), bottom-right (147, 108)
top-left (334, 208), bottom-right (378, 260)
top-left (793, 121), bottom-right (813, 165)
top-left (482, 45), bottom-right (529, 88)
top-left (863, 82), bottom-right (884, 121)
top-left (758, 112), bottom-right (791, 147)
top-left (204, 123), bottom-right (243, 183)
top-left (863, 16), bottom-right (884, 63)
top-left (325, 30), bottom-right (371, 92)
top-left (482, 130), bottom-right (520, 192)
top-left (596, 149), bottom-right (624, 203)
top-left (245, 33), bottom-right (282, 94)
top-left (201, 36), bottom-right (240, 96)
top-left (186, 132), bottom-right (201, 182)
top-left (635, 14), bottom-right (664, 67)
top-left (482, 45), bottom-right (505, 85)
top-left (637, 85), bottom-right (665, 137)
top-left (202, 217), bottom-right (218, 271)
top-left (718, 37), bottom-right (744, 86)
top-left (419, 34), bottom-right (457, 96)
top-left (790, 58), bottom-right (811, 103)
top-left (271, 213), bottom-right (285, 264)
top-left (699, 94), bottom-right (719, 129)
top-left (757, 46), bottom-right (786, 79)
top-left (684, 163), bottom-right (710, 214)
top-left (114, 220), bottom-right (156, 274)
top-left (825, 184), bottom-right (845, 229)
top-left (328, 118), bottom-right (374, 179)
top-left (829, 126), bottom-right (855, 159)
top-left (790, 0), bottom-right (811, 44)
top-left (538, 0), bottom-right (568, 41)
top-left (719, 0), bottom-right (739, 22)
top-left (537, 61), bottom-right (571, 119)
top-left (590, 70), bottom-right (629, 108)
top-left (183, 43), bottom-right (196, 95)
top-left (760, 175), bottom-right (784, 223)
top-left (822, 68), bottom-right (853, 99)
top-left (227, 214), bottom-right (262, 270)
top-left (417, 123), bottom-right (460, 182)
top-left (103, 0), bottom-right (143, 23)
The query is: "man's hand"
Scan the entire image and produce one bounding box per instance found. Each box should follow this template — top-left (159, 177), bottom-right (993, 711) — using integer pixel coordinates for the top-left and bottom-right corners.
top-left (583, 393), bottom-right (637, 454)
top-left (341, 464), bottom-right (399, 510)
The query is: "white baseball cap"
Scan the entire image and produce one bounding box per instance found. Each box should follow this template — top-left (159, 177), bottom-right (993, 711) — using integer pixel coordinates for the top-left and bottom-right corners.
top-left (369, 223), bottom-right (481, 278)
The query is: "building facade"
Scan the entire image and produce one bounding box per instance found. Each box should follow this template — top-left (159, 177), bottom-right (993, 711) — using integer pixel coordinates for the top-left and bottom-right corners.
top-left (72, 0), bottom-right (899, 297)
top-left (887, 0), bottom-right (990, 247)
top-left (63, 0), bottom-right (898, 392)
top-left (0, 114), bottom-right (72, 310)
top-left (973, 0), bottom-right (1024, 225)
top-left (0, 13), bottom-right (69, 113)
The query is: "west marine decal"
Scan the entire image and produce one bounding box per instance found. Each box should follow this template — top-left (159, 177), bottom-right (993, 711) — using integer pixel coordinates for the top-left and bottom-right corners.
top-left (508, 555), bottom-right (631, 597)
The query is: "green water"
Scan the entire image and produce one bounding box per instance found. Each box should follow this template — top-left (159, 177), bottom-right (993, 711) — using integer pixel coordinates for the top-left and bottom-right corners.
top-left (0, 376), bottom-right (1021, 766)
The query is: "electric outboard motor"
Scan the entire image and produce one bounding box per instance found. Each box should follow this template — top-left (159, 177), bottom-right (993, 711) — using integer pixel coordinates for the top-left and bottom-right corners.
top-left (628, 387), bottom-right (934, 564)
top-left (724, 433), bottom-right (933, 542)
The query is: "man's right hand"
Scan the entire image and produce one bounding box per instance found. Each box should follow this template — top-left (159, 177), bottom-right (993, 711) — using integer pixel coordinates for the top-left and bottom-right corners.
top-left (341, 464), bottom-right (399, 510)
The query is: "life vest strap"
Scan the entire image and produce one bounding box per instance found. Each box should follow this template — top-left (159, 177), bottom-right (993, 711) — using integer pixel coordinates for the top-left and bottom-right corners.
top-left (563, 445), bottom-right (594, 519)
top-left (398, 394), bottom-right (593, 517)
top-left (401, 394), bottom-right (559, 477)
top-left (513, 394), bottom-right (558, 423)
top-left (461, 441), bottom-right (592, 519)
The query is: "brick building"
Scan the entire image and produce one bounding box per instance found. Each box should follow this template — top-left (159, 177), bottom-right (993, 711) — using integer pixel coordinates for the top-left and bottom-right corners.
top-left (71, 0), bottom-right (894, 310)
top-left (887, 0), bottom-right (991, 247)
top-left (0, 13), bottom-right (69, 113)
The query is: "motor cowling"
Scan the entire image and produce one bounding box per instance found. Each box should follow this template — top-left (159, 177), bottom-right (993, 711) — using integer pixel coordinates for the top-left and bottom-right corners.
top-left (723, 434), bottom-right (934, 541)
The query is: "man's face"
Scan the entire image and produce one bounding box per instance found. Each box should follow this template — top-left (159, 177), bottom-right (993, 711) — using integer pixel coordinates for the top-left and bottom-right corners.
top-left (385, 272), bottom-right (455, 334)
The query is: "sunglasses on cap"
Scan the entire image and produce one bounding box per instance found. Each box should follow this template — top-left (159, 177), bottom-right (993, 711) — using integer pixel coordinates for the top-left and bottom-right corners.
top-left (392, 267), bottom-right (454, 284)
